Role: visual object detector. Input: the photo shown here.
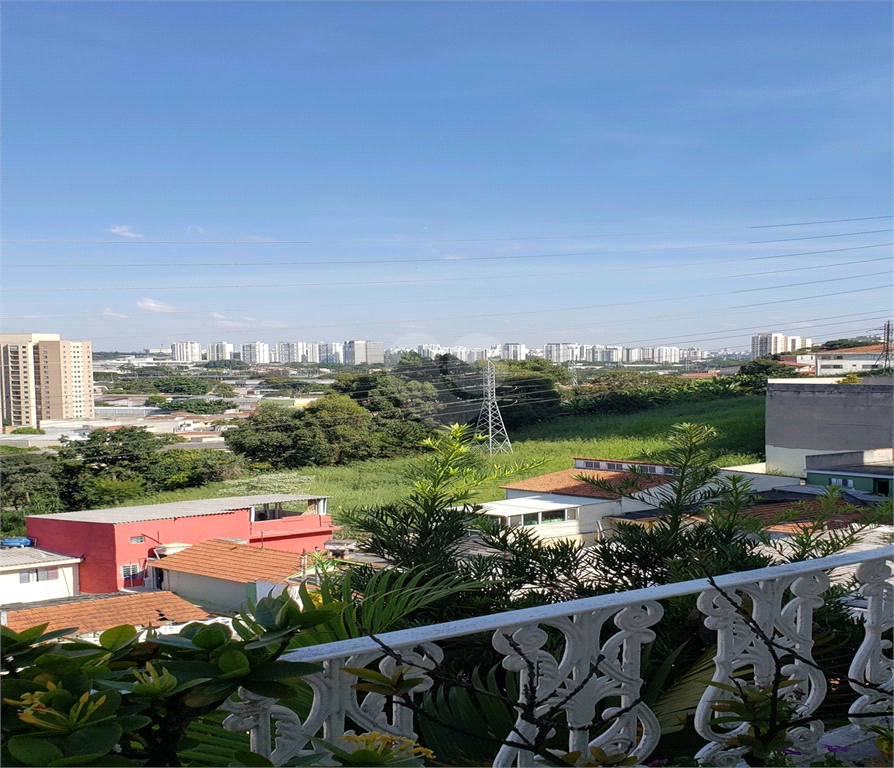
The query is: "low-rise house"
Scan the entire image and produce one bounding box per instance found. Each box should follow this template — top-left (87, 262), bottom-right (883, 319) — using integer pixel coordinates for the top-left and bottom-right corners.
top-left (26, 494), bottom-right (337, 594)
top-left (0, 546), bottom-right (82, 605)
top-left (804, 449), bottom-right (893, 497)
top-left (814, 344), bottom-right (886, 375)
top-left (483, 458), bottom-right (800, 542)
top-left (147, 539), bottom-right (314, 613)
top-left (1, 590), bottom-right (215, 639)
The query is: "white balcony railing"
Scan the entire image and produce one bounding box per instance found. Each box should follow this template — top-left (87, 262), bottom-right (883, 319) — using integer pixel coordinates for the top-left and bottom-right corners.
top-left (223, 546), bottom-right (893, 766)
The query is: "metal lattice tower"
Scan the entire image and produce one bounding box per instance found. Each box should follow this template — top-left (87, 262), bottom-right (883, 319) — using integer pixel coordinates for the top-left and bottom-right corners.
top-left (875, 320), bottom-right (893, 369)
top-left (475, 361), bottom-right (512, 454)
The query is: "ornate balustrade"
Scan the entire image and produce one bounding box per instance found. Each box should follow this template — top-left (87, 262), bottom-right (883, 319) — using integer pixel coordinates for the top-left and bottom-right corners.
top-left (223, 546), bottom-right (893, 766)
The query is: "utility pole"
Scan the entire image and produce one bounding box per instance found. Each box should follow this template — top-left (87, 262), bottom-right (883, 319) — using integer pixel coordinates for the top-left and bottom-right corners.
top-left (475, 361), bottom-right (512, 454)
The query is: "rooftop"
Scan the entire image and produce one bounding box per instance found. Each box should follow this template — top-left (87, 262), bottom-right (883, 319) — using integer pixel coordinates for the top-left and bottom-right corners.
top-left (2, 590), bottom-right (213, 634)
top-left (27, 494), bottom-right (329, 525)
top-left (148, 539), bottom-right (310, 584)
top-left (501, 468), bottom-right (672, 500)
top-left (0, 547), bottom-right (82, 571)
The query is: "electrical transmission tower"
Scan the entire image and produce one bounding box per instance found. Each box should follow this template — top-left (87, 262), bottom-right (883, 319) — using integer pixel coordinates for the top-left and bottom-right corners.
top-left (873, 320), bottom-right (893, 369)
top-left (475, 361), bottom-right (512, 454)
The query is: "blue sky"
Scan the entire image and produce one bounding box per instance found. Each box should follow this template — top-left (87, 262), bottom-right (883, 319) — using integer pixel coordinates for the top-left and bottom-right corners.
top-left (3, 1), bottom-right (891, 353)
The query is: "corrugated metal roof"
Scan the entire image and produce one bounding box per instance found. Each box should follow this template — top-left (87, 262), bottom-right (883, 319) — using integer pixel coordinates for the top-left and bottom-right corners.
top-left (479, 498), bottom-right (581, 515)
top-left (0, 547), bottom-right (82, 570)
top-left (26, 494), bottom-right (329, 525)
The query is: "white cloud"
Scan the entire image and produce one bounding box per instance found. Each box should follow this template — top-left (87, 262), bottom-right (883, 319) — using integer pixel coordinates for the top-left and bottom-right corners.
top-left (216, 319), bottom-right (249, 328)
top-left (210, 312), bottom-right (227, 320)
top-left (101, 308), bottom-right (128, 318)
top-left (137, 298), bottom-right (176, 313)
top-left (109, 225), bottom-right (141, 238)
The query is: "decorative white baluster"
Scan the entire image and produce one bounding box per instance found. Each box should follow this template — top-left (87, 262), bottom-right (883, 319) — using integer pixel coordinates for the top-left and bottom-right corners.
top-left (491, 602), bottom-right (663, 767)
top-left (216, 548), bottom-right (892, 767)
top-left (849, 557), bottom-right (894, 727)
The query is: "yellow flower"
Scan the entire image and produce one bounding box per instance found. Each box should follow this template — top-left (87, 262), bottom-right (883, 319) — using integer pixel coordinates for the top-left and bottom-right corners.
top-left (340, 731), bottom-right (435, 760)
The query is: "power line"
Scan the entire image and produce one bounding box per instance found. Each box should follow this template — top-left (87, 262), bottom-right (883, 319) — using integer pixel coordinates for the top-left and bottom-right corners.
top-left (4, 215), bottom-right (891, 247)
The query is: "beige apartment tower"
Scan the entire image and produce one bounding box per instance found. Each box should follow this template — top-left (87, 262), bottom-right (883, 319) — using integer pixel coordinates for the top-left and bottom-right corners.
top-left (0, 334), bottom-right (95, 427)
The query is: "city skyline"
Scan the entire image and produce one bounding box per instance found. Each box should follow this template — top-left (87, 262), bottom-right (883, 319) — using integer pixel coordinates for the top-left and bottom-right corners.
top-left (3, 3), bottom-right (892, 350)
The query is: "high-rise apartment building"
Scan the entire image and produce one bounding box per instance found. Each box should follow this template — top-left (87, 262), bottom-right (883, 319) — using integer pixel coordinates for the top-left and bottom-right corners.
top-left (544, 343), bottom-right (579, 364)
top-left (206, 342), bottom-right (234, 361)
top-left (0, 334), bottom-right (95, 427)
top-left (319, 342), bottom-right (343, 365)
top-left (501, 343), bottom-right (527, 360)
top-left (171, 341), bottom-right (203, 362)
top-left (241, 342), bottom-right (271, 365)
top-left (343, 341), bottom-right (385, 366)
top-left (751, 333), bottom-right (813, 358)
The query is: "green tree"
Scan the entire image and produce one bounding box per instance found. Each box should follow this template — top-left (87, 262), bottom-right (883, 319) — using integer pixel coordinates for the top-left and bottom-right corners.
top-left (211, 381), bottom-right (237, 397)
top-left (224, 397), bottom-right (381, 468)
top-left (497, 375), bottom-right (562, 429)
top-left (736, 356), bottom-right (796, 378)
top-left (203, 358), bottom-right (250, 369)
top-left (152, 376), bottom-right (211, 395)
top-left (342, 425), bottom-right (542, 574)
top-left (156, 398), bottom-right (235, 414)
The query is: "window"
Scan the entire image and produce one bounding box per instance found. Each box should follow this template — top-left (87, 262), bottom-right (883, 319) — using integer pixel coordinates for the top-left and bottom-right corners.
top-left (606, 462), bottom-right (624, 470)
top-left (582, 460), bottom-right (599, 469)
top-left (541, 509), bottom-right (566, 524)
top-left (37, 567), bottom-right (58, 581)
top-left (130, 535), bottom-right (146, 544)
top-left (830, 478), bottom-right (854, 488)
top-left (122, 564), bottom-right (142, 580)
top-left (19, 567), bottom-right (58, 583)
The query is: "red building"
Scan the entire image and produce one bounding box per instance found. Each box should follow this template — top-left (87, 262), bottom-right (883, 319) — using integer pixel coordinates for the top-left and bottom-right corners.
top-left (26, 495), bottom-right (337, 594)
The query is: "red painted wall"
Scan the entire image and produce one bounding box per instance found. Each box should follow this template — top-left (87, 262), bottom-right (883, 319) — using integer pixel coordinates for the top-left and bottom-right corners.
top-left (27, 511), bottom-right (337, 594)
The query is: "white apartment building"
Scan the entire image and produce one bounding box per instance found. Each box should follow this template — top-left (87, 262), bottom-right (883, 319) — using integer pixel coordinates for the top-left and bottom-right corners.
top-left (171, 341), bottom-right (203, 363)
top-left (544, 343), bottom-right (579, 364)
top-left (751, 333), bottom-right (812, 358)
top-left (343, 341), bottom-right (385, 366)
top-left (0, 334), bottom-right (95, 427)
top-left (319, 342), bottom-right (344, 365)
top-left (206, 342), bottom-right (234, 361)
top-left (502, 343), bottom-right (527, 360)
top-left (624, 347), bottom-right (643, 363)
top-left (652, 346), bottom-right (681, 364)
top-left (815, 345), bottom-right (885, 375)
top-left (241, 342), bottom-right (271, 365)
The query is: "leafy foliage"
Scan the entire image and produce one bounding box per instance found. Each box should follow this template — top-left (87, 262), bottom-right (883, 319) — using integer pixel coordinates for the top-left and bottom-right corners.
top-left (0, 593), bottom-right (343, 767)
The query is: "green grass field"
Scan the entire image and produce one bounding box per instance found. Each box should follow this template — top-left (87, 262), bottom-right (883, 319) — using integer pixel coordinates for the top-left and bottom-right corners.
top-left (138, 395), bottom-right (765, 515)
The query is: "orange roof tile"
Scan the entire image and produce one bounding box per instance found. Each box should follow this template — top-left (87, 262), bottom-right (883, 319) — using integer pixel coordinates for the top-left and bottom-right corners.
top-left (501, 468), bottom-right (672, 499)
top-left (692, 499), bottom-right (866, 533)
top-left (818, 344), bottom-right (885, 355)
top-left (149, 539), bottom-right (307, 584)
top-left (4, 591), bottom-right (213, 635)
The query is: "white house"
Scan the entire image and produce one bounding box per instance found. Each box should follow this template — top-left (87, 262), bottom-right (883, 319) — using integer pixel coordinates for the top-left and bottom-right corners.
top-left (485, 458), bottom-right (801, 542)
top-left (0, 546), bottom-right (82, 605)
top-left (814, 344), bottom-right (885, 375)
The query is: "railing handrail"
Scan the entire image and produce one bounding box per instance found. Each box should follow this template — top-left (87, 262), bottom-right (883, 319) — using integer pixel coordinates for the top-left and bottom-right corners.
top-left (283, 545), bottom-right (893, 664)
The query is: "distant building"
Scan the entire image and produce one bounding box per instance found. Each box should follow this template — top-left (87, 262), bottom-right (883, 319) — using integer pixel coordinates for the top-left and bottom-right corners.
top-left (502, 343), bottom-right (527, 360)
top-left (207, 342), bottom-right (234, 361)
top-left (241, 341), bottom-right (271, 365)
top-left (0, 333), bottom-right (95, 427)
top-left (171, 341), bottom-right (203, 362)
top-left (0, 546), bottom-right (82, 605)
top-left (319, 342), bottom-right (343, 364)
top-left (344, 340), bottom-right (385, 365)
top-left (751, 333), bottom-right (812, 358)
top-left (544, 343), bottom-right (579, 364)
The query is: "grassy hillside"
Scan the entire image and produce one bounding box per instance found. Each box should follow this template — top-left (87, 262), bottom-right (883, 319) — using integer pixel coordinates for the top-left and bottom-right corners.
top-left (137, 395), bottom-right (765, 514)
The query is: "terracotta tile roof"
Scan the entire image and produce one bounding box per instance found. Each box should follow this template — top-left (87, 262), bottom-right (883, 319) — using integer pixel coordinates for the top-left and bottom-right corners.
top-left (501, 468), bottom-right (672, 500)
top-left (817, 345), bottom-right (885, 355)
top-left (4, 591), bottom-right (213, 635)
top-left (680, 373), bottom-right (718, 379)
top-left (149, 539), bottom-right (306, 584)
top-left (692, 500), bottom-right (866, 534)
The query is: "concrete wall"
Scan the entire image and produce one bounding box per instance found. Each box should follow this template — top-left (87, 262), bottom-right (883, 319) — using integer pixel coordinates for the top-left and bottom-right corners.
top-left (766, 380), bottom-right (894, 476)
top-left (156, 570), bottom-right (248, 613)
top-left (805, 448), bottom-right (893, 470)
top-left (1, 563), bottom-right (79, 604)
